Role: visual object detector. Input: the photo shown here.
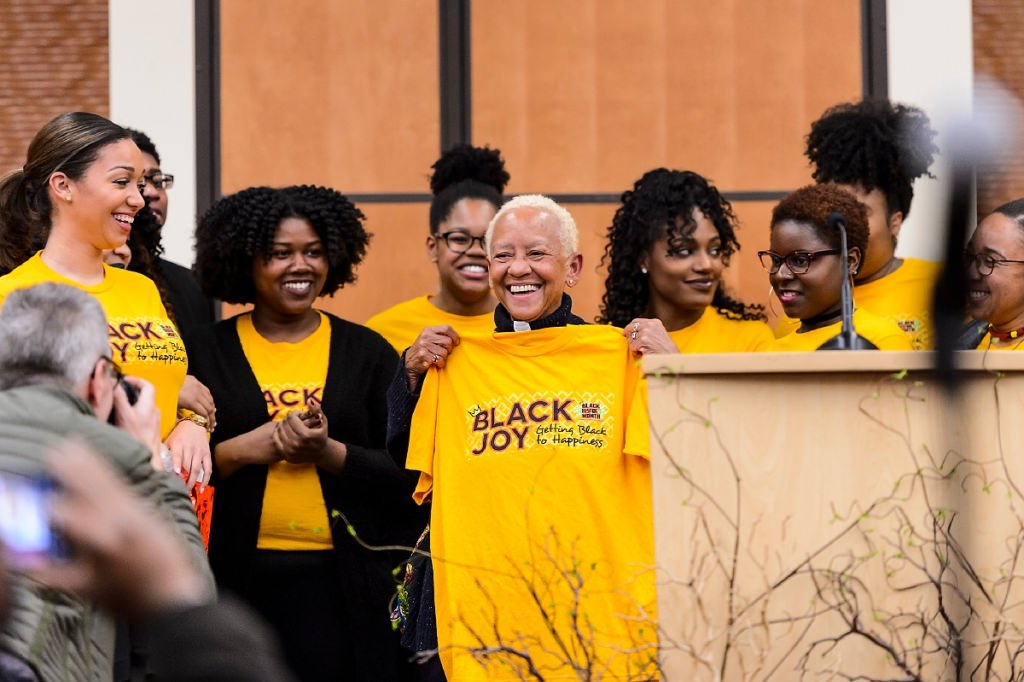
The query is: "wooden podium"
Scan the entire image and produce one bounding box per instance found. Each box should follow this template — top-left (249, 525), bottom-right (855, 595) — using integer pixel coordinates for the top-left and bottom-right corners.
top-left (643, 351), bottom-right (1024, 681)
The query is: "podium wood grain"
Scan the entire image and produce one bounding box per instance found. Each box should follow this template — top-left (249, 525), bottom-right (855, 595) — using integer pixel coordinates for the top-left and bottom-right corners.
top-left (644, 351), bottom-right (1024, 680)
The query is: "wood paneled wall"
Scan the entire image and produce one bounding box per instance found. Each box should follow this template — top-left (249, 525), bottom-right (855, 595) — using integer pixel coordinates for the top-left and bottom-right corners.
top-left (219, 0), bottom-right (862, 325)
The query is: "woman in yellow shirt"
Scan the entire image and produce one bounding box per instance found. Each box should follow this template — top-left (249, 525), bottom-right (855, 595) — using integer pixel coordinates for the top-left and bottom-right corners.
top-left (0, 112), bottom-right (209, 488)
top-left (189, 185), bottom-right (423, 681)
top-left (366, 144), bottom-right (509, 352)
top-left (776, 99), bottom-right (940, 348)
top-left (393, 195), bottom-right (657, 681)
top-left (964, 199), bottom-right (1024, 351)
top-left (599, 168), bottom-right (772, 353)
top-left (763, 184), bottom-right (913, 352)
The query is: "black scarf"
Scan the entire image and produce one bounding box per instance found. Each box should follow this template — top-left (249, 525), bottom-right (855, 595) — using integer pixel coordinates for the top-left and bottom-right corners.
top-left (493, 293), bottom-right (586, 332)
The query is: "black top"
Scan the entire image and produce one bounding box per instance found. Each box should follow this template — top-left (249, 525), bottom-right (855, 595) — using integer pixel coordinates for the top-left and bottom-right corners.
top-left (158, 258), bottom-right (216, 343)
top-left (188, 313), bottom-right (426, 680)
top-left (493, 293), bottom-right (585, 331)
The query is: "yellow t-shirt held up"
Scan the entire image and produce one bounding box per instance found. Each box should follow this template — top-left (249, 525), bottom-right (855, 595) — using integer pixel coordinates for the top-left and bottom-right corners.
top-left (0, 252), bottom-right (187, 438)
top-left (408, 324), bottom-right (657, 681)
top-left (236, 312), bottom-right (333, 551)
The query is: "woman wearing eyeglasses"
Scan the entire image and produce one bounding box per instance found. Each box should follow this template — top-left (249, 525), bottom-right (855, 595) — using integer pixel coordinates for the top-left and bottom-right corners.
top-left (0, 112), bottom-right (210, 490)
top-left (366, 144), bottom-right (509, 351)
top-left (773, 99), bottom-right (941, 349)
top-left (599, 168), bottom-right (772, 353)
top-left (367, 144), bottom-right (509, 681)
top-left (763, 184), bottom-right (913, 351)
top-left (963, 199), bottom-right (1024, 350)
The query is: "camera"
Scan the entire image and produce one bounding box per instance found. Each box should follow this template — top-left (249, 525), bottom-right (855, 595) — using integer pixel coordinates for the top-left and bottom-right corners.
top-left (108, 376), bottom-right (139, 425)
top-left (120, 377), bottom-right (139, 405)
top-left (0, 470), bottom-right (70, 566)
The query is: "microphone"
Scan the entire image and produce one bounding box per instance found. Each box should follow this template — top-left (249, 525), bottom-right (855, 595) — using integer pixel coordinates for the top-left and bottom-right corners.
top-left (817, 212), bottom-right (878, 350)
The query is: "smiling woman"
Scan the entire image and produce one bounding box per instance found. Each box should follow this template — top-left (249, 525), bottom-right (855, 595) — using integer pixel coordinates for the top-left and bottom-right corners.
top-left (387, 195), bottom-right (658, 680)
top-left (763, 184), bottom-right (912, 351)
top-left (964, 199), bottom-right (1024, 351)
top-left (366, 144), bottom-right (510, 354)
top-left (0, 112), bottom-right (209, 491)
top-left (774, 99), bottom-right (942, 349)
top-left (599, 168), bottom-right (771, 354)
top-left (189, 185), bottom-right (424, 681)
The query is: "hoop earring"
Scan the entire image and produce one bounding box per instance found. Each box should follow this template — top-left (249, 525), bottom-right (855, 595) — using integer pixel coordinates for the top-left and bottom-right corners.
top-left (766, 285), bottom-right (780, 318)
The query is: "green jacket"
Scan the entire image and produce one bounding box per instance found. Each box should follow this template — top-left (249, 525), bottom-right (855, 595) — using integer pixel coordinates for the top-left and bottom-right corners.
top-left (0, 384), bottom-right (212, 682)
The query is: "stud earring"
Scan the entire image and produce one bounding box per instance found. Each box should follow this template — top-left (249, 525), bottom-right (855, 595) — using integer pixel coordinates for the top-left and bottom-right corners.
top-left (640, 266), bottom-right (648, 274)
top-left (64, 192), bottom-right (72, 202)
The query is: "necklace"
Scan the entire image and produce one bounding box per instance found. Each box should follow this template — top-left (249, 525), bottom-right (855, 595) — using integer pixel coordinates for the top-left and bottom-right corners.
top-left (798, 308), bottom-right (843, 332)
top-left (989, 324), bottom-right (1024, 342)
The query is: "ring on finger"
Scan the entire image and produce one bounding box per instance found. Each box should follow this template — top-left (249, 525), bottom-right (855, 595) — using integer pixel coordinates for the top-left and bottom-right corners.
top-left (431, 353), bottom-right (440, 364)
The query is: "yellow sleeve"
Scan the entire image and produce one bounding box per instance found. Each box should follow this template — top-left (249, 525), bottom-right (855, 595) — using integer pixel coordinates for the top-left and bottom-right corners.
top-left (746, 321), bottom-right (775, 351)
top-left (408, 368), bottom-right (441, 504)
top-left (623, 362), bottom-right (650, 461)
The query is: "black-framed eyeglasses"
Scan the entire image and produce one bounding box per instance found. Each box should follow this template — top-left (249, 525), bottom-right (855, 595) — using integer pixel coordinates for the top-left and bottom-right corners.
top-left (437, 231), bottom-right (486, 254)
top-left (97, 355), bottom-right (125, 385)
top-left (97, 355), bottom-right (139, 409)
top-left (964, 250), bottom-right (1024, 277)
top-left (757, 249), bottom-right (841, 275)
top-left (142, 173), bottom-right (174, 190)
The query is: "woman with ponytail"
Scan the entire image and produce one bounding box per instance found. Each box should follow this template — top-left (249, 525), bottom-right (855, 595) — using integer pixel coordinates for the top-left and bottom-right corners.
top-left (0, 112), bottom-right (211, 491)
top-left (366, 144), bottom-right (510, 351)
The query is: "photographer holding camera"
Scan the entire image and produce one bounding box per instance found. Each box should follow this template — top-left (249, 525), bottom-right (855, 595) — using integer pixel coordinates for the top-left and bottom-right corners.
top-left (0, 283), bottom-right (210, 681)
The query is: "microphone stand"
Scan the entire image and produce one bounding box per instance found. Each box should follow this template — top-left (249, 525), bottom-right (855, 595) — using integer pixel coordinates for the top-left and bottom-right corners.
top-left (818, 212), bottom-right (878, 350)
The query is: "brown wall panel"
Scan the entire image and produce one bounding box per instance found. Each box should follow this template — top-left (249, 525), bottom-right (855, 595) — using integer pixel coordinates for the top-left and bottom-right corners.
top-left (219, 1), bottom-right (857, 329)
top-left (324, 203), bottom-right (433, 323)
top-left (219, 0), bottom-right (439, 194)
top-left (472, 0), bottom-right (861, 194)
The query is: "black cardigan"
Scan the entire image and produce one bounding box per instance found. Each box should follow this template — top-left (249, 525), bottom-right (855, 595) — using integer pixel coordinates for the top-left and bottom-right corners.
top-left (188, 314), bottom-right (427, 641)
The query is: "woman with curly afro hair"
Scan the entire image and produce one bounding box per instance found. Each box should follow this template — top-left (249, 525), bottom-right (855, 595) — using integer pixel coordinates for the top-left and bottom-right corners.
top-left (599, 168), bottom-right (771, 354)
top-left (763, 184), bottom-right (913, 351)
top-left (775, 98), bottom-right (940, 349)
top-left (367, 143), bottom-right (510, 352)
top-left (188, 185), bottom-right (425, 681)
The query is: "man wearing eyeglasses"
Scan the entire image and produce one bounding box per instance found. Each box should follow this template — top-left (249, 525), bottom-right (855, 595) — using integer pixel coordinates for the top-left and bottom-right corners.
top-left (0, 283), bottom-right (212, 682)
top-left (128, 129), bottom-right (217, 342)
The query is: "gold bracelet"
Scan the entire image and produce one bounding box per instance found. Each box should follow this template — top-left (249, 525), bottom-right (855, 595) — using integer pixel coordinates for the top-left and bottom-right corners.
top-left (176, 408), bottom-right (210, 430)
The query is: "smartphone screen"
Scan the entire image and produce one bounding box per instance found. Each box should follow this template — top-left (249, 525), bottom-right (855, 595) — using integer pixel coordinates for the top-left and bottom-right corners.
top-left (0, 471), bottom-right (68, 566)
